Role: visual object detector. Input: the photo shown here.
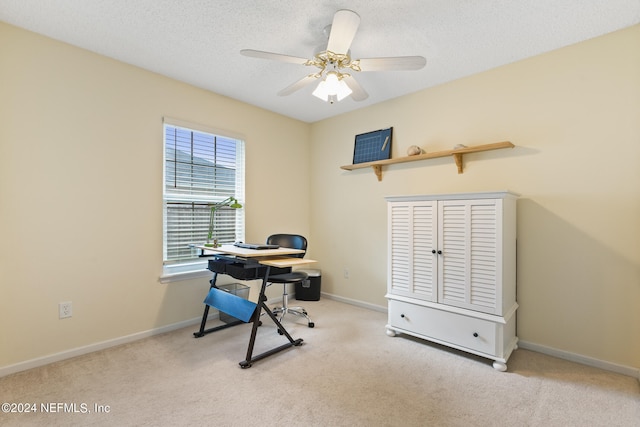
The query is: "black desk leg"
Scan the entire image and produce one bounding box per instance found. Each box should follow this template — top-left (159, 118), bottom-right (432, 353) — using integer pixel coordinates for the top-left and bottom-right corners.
top-left (240, 266), bottom-right (303, 368)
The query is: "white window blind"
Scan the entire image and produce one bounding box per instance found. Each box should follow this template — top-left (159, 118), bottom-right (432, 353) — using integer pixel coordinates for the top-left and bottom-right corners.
top-left (163, 120), bottom-right (245, 265)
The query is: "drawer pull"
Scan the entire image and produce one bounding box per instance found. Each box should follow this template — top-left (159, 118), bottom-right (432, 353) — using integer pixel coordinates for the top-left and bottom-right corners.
top-left (400, 314), bottom-right (405, 318)
top-left (473, 332), bottom-right (479, 338)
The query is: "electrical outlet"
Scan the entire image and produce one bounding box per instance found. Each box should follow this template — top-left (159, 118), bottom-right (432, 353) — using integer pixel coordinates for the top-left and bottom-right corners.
top-left (344, 268), bottom-right (349, 279)
top-left (59, 301), bottom-right (72, 319)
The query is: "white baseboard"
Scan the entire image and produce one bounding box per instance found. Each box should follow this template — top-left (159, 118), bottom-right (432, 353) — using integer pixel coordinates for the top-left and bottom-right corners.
top-left (0, 293), bottom-right (338, 377)
top-left (323, 294), bottom-right (639, 380)
top-left (0, 287), bottom-right (301, 379)
top-left (0, 316), bottom-right (208, 378)
top-left (0, 298), bottom-right (285, 378)
top-left (320, 292), bottom-right (388, 313)
top-left (3, 297), bottom-right (638, 381)
top-left (518, 340), bottom-right (639, 380)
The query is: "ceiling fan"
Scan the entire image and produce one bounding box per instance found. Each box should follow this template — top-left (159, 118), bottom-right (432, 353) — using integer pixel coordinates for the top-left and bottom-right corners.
top-left (240, 9), bottom-right (427, 104)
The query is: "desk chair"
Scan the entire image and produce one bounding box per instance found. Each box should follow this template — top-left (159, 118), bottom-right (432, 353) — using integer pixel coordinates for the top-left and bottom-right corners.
top-left (267, 234), bottom-right (314, 329)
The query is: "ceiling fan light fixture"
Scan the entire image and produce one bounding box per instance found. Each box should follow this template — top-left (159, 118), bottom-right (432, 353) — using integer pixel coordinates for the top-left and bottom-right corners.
top-left (312, 71), bottom-right (352, 103)
top-left (335, 78), bottom-right (352, 101)
top-left (312, 79), bottom-right (329, 100)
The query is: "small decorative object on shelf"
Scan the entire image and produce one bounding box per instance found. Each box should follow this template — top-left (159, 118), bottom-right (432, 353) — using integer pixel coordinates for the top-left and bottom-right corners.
top-left (406, 145), bottom-right (423, 156)
top-left (205, 197), bottom-right (242, 247)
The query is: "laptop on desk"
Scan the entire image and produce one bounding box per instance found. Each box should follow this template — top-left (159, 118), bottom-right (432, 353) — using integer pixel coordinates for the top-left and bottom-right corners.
top-left (233, 242), bottom-right (280, 250)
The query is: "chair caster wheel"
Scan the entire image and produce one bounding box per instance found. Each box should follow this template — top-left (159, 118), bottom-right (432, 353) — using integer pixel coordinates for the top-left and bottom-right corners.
top-left (277, 329), bottom-right (283, 335)
top-left (308, 322), bottom-right (315, 328)
top-left (257, 321), bottom-right (262, 327)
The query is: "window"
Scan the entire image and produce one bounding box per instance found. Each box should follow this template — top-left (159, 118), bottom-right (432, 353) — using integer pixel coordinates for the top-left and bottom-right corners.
top-left (162, 119), bottom-right (245, 275)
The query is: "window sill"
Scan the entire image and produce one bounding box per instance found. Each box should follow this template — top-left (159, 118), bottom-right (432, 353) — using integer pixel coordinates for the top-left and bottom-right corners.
top-left (160, 261), bottom-right (211, 284)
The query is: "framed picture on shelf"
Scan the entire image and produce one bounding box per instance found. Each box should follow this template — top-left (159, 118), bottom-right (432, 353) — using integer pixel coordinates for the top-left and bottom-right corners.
top-left (352, 127), bottom-right (393, 164)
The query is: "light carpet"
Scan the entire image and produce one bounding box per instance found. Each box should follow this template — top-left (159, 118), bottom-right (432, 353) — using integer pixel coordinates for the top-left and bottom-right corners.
top-left (1, 298), bottom-right (638, 426)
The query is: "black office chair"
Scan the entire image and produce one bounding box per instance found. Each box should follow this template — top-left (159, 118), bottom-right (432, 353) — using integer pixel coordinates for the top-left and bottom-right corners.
top-left (266, 234), bottom-right (314, 329)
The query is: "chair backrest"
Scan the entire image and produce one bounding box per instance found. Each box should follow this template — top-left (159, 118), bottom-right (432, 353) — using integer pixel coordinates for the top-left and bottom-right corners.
top-left (266, 234), bottom-right (307, 259)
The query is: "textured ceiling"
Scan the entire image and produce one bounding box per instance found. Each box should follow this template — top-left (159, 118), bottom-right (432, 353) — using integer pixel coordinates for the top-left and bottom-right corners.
top-left (1, 0), bottom-right (639, 123)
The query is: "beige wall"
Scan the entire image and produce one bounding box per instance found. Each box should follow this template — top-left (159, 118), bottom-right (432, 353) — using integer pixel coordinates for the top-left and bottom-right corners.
top-left (1, 21), bottom-right (638, 374)
top-left (0, 23), bottom-right (309, 368)
top-left (309, 25), bottom-right (640, 370)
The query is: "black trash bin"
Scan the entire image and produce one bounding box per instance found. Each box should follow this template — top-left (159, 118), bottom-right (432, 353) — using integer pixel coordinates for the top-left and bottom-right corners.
top-left (295, 269), bottom-right (321, 301)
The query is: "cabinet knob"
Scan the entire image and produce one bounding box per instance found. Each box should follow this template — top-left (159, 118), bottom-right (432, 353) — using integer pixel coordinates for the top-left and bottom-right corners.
top-left (432, 249), bottom-right (436, 254)
top-left (400, 314), bottom-right (405, 318)
top-left (438, 250), bottom-right (442, 255)
top-left (473, 332), bottom-right (479, 338)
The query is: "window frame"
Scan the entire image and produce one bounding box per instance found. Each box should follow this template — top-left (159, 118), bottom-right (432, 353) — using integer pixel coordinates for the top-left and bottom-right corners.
top-left (160, 118), bottom-right (245, 282)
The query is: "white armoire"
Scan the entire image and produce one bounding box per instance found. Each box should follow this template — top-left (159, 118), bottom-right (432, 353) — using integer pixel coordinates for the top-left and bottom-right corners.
top-left (385, 191), bottom-right (519, 371)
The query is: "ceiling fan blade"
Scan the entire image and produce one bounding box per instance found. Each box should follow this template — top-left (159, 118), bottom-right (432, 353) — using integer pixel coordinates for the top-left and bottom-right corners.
top-left (240, 49), bottom-right (309, 65)
top-left (326, 9), bottom-right (360, 55)
top-left (356, 56), bottom-right (427, 71)
top-left (277, 74), bottom-right (319, 96)
top-left (342, 75), bottom-right (368, 101)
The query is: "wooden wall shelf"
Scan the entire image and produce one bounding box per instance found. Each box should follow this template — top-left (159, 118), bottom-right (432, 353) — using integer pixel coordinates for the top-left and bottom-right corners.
top-left (340, 141), bottom-right (515, 181)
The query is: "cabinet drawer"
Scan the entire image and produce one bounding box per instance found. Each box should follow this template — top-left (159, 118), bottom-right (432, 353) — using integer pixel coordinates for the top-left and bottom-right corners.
top-left (388, 300), bottom-right (498, 356)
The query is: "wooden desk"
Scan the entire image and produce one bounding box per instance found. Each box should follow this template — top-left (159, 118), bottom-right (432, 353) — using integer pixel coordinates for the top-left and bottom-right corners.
top-left (194, 245), bottom-right (316, 368)
top-left (201, 244), bottom-right (306, 258)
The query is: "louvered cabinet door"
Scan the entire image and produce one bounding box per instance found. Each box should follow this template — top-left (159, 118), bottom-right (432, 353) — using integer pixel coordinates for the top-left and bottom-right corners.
top-left (438, 199), bottom-right (502, 315)
top-left (388, 202), bottom-right (437, 301)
